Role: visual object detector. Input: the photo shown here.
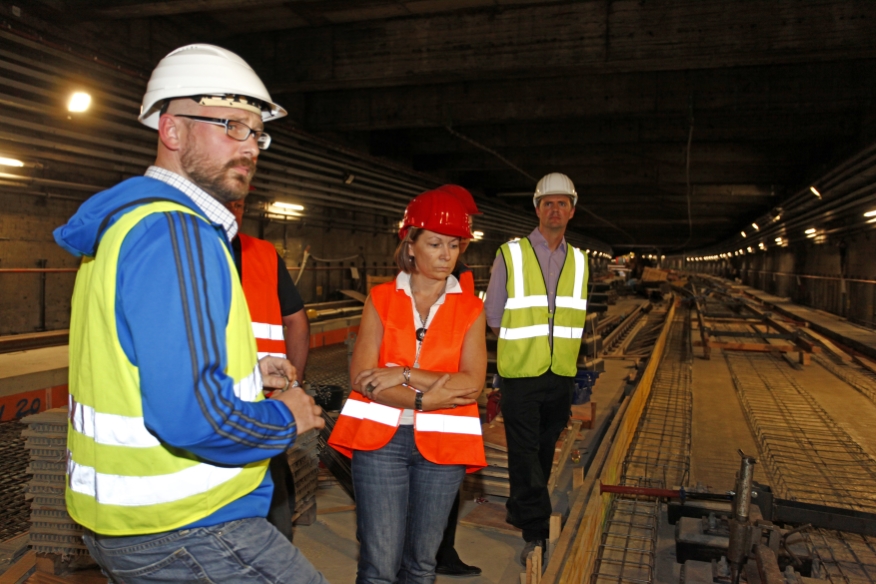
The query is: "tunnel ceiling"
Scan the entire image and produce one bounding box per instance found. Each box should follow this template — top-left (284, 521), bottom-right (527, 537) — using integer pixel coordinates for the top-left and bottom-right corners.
top-left (21, 0), bottom-right (876, 253)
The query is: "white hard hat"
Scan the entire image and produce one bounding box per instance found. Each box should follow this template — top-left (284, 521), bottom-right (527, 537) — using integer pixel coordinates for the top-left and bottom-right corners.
top-left (533, 172), bottom-right (578, 207)
top-left (139, 44), bottom-right (287, 129)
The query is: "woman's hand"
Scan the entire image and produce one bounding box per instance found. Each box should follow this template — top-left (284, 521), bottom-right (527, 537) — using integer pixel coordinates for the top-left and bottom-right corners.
top-left (421, 374), bottom-right (477, 411)
top-left (354, 366), bottom-right (405, 398)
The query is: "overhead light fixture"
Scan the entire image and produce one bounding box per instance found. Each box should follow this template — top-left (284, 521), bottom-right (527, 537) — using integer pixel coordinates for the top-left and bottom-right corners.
top-left (472, 230), bottom-right (484, 241)
top-left (68, 91), bottom-right (91, 113)
top-left (775, 237), bottom-right (783, 243)
top-left (344, 173), bottom-right (355, 185)
top-left (273, 201), bottom-right (304, 211)
top-left (805, 228), bottom-right (816, 234)
top-left (267, 201), bottom-right (304, 217)
top-left (751, 223), bottom-right (759, 231)
top-left (0, 156), bottom-right (24, 167)
top-left (741, 231), bottom-right (747, 238)
top-left (865, 210), bottom-right (876, 218)
top-left (810, 186), bottom-right (821, 198)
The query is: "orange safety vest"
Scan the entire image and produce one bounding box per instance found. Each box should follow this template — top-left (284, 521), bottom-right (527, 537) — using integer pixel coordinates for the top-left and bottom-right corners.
top-left (238, 233), bottom-right (286, 359)
top-left (458, 270), bottom-right (475, 296)
top-left (328, 280), bottom-right (486, 472)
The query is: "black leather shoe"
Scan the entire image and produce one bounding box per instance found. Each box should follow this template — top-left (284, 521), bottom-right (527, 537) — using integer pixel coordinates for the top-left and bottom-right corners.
top-left (436, 556), bottom-right (482, 577)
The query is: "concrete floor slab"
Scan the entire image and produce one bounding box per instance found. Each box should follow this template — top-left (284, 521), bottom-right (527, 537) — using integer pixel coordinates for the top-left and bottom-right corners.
top-left (689, 351), bottom-right (762, 492)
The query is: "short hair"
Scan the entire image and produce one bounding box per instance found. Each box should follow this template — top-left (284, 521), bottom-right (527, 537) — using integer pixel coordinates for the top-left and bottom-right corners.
top-left (394, 227), bottom-right (422, 273)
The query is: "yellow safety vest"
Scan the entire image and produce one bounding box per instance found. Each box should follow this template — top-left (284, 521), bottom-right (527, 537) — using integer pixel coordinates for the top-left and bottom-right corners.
top-left (65, 201), bottom-right (268, 536)
top-left (496, 237), bottom-right (588, 378)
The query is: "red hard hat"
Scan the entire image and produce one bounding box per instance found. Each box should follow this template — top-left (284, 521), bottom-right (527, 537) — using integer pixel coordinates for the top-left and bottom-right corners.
top-left (437, 184), bottom-right (482, 215)
top-left (399, 189), bottom-right (474, 240)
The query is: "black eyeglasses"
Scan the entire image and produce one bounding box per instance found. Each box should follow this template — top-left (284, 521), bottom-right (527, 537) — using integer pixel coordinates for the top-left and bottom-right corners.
top-left (175, 114), bottom-right (271, 150)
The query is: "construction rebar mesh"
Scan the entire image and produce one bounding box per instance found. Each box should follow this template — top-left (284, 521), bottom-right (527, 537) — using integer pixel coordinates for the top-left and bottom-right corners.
top-left (815, 353), bottom-right (876, 406)
top-left (0, 421), bottom-right (30, 540)
top-left (592, 308), bottom-right (692, 584)
top-left (723, 350), bottom-right (876, 584)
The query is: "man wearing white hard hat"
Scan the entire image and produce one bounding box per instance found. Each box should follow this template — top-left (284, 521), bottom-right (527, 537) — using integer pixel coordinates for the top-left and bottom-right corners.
top-left (54, 45), bottom-right (327, 583)
top-left (484, 172), bottom-right (589, 565)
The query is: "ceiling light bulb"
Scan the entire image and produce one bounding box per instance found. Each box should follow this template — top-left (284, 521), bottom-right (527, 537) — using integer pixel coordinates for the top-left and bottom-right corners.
top-left (751, 223), bottom-right (759, 230)
top-left (0, 156), bottom-right (24, 167)
top-left (274, 202), bottom-right (304, 211)
top-left (472, 230), bottom-right (484, 240)
top-left (741, 231), bottom-right (747, 238)
top-left (810, 186), bottom-right (821, 198)
top-left (68, 91), bottom-right (91, 112)
top-left (864, 210), bottom-right (876, 218)
top-left (805, 228), bottom-right (816, 234)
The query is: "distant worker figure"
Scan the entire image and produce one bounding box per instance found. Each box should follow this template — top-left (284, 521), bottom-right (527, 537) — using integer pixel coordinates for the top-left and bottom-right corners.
top-left (484, 172), bottom-right (589, 564)
top-left (434, 183), bottom-right (483, 577)
top-left (329, 188), bottom-right (487, 584)
top-left (226, 197), bottom-right (310, 542)
top-left (54, 44), bottom-right (326, 583)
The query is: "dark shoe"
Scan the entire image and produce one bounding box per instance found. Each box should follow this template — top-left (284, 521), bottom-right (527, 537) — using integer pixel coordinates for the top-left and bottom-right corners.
top-left (436, 556), bottom-right (482, 577)
top-left (518, 539), bottom-right (546, 566)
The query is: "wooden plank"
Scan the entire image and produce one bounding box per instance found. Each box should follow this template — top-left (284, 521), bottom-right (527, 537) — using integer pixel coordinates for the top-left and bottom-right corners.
top-left (854, 355), bottom-right (876, 376)
top-left (710, 341), bottom-right (798, 352)
top-left (548, 420), bottom-right (582, 495)
top-left (0, 550), bottom-right (35, 584)
top-left (317, 504), bottom-right (355, 515)
top-left (540, 397), bottom-right (630, 584)
top-left (800, 328), bottom-right (851, 362)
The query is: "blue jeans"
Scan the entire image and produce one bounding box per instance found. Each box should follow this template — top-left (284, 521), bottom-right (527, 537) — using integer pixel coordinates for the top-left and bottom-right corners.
top-left (352, 425), bottom-right (466, 584)
top-left (83, 517), bottom-right (327, 584)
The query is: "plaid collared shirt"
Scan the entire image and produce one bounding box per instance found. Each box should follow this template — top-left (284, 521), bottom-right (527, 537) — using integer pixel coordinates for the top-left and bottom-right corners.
top-left (144, 166), bottom-right (238, 241)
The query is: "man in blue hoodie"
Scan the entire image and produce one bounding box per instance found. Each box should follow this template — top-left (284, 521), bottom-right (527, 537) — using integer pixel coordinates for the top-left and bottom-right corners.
top-left (54, 44), bottom-right (327, 583)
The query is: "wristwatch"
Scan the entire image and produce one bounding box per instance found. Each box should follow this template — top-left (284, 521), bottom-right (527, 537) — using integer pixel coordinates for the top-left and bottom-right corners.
top-left (414, 390), bottom-right (424, 411)
top-left (403, 366), bottom-right (411, 385)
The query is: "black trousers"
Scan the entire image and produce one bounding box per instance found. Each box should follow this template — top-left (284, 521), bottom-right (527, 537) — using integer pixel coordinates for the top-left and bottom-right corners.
top-left (435, 491), bottom-right (462, 564)
top-left (266, 454), bottom-right (296, 542)
top-left (501, 371), bottom-right (574, 542)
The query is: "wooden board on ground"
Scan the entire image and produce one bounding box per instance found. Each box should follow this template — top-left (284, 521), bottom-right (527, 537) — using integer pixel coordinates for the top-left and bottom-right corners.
top-left (338, 289), bottom-right (367, 303)
top-left (0, 550), bottom-right (34, 584)
top-left (459, 502), bottom-right (521, 536)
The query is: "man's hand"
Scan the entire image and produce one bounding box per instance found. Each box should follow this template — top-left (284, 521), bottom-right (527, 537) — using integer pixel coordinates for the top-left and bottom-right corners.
top-left (259, 356), bottom-right (297, 390)
top-left (272, 387), bottom-right (325, 434)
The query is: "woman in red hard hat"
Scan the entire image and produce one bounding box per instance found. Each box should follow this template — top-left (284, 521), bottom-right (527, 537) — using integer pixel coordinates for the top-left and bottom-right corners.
top-left (328, 189), bottom-right (487, 583)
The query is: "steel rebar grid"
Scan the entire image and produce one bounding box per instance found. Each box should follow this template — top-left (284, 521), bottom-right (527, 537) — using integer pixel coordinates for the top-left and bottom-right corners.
top-left (703, 295), bottom-right (876, 584)
top-left (807, 529), bottom-right (876, 584)
top-left (0, 421), bottom-right (30, 540)
top-left (592, 310), bottom-right (692, 584)
top-left (814, 353), bottom-right (876, 406)
top-left (724, 352), bottom-right (876, 513)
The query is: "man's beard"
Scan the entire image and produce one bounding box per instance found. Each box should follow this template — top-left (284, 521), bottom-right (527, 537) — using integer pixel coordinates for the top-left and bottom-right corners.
top-left (182, 148), bottom-right (255, 204)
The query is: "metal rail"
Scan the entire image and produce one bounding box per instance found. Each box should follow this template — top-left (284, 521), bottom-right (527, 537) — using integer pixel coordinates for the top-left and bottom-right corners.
top-left (592, 309), bottom-right (692, 584)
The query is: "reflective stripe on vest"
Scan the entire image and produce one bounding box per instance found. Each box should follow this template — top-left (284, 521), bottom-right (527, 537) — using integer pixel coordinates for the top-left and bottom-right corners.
top-left (328, 280), bottom-right (486, 472)
top-left (239, 233), bottom-right (286, 360)
top-left (65, 200), bottom-right (267, 536)
top-left (497, 238), bottom-right (588, 378)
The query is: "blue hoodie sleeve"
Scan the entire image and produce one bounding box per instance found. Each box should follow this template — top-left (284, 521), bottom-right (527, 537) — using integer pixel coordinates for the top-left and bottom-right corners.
top-left (115, 210), bottom-right (297, 465)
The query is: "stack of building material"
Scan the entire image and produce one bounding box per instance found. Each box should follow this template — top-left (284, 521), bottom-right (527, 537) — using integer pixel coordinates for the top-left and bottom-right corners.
top-left (21, 408), bottom-right (87, 556)
top-left (287, 428), bottom-right (319, 525)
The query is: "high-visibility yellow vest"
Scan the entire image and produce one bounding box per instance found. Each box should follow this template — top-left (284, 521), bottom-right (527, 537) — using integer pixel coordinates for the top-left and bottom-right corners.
top-left (496, 237), bottom-right (588, 378)
top-left (65, 201), bottom-right (269, 536)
